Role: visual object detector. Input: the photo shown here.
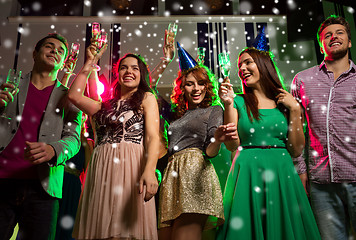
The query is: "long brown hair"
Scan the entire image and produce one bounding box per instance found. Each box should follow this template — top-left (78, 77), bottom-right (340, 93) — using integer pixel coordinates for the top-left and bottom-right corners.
top-left (171, 65), bottom-right (219, 119)
top-left (111, 53), bottom-right (152, 112)
top-left (239, 47), bottom-right (288, 121)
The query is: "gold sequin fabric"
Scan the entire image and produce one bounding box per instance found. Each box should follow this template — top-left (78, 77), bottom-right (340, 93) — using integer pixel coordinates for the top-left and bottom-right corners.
top-left (158, 148), bottom-right (224, 230)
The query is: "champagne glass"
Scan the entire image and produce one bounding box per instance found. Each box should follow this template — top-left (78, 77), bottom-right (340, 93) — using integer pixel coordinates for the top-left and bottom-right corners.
top-left (166, 23), bottom-right (178, 45)
top-left (197, 47), bottom-right (206, 63)
top-left (64, 43), bottom-right (80, 76)
top-left (92, 31), bottom-right (107, 72)
top-left (91, 22), bottom-right (103, 71)
top-left (218, 51), bottom-right (235, 99)
top-left (91, 22), bottom-right (101, 38)
top-left (69, 42), bottom-right (80, 61)
top-left (98, 31), bottom-right (107, 49)
top-left (0, 69), bottom-right (21, 119)
top-left (218, 51), bottom-right (231, 79)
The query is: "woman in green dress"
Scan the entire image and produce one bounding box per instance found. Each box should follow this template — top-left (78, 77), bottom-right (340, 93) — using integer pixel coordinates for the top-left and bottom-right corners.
top-left (217, 47), bottom-right (321, 240)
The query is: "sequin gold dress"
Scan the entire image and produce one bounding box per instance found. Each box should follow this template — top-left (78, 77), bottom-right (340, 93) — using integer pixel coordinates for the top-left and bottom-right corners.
top-left (73, 99), bottom-right (158, 240)
top-left (217, 95), bottom-right (320, 240)
top-left (158, 105), bottom-right (224, 230)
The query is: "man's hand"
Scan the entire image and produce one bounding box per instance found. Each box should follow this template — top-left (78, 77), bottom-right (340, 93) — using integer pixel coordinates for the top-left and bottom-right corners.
top-left (24, 141), bottom-right (56, 165)
top-left (0, 83), bottom-right (18, 108)
top-left (63, 57), bottom-right (78, 76)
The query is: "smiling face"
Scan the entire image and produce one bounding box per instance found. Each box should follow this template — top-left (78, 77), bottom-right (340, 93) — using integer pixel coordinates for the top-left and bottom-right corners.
top-left (33, 38), bottom-right (67, 71)
top-left (118, 57), bottom-right (141, 90)
top-left (183, 73), bottom-right (207, 109)
top-left (238, 52), bottom-right (261, 89)
top-left (319, 24), bottom-right (351, 61)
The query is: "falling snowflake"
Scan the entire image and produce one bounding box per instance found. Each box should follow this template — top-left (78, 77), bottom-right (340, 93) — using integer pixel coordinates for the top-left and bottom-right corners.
top-left (262, 169), bottom-right (275, 183)
top-left (287, 0), bottom-right (297, 10)
top-left (230, 217), bottom-right (244, 230)
top-left (113, 185), bottom-right (123, 195)
top-left (239, 1), bottom-right (252, 14)
top-left (60, 215), bottom-right (74, 230)
top-left (13, 147), bottom-right (20, 154)
top-left (312, 150), bottom-right (318, 157)
top-left (134, 29), bottom-right (142, 37)
top-left (171, 171), bottom-right (178, 177)
top-left (254, 186), bottom-right (261, 193)
top-left (32, 2), bottom-right (42, 12)
top-left (67, 162), bottom-right (76, 169)
top-left (347, 7), bottom-right (355, 14)
top-left (261, 208), bottom-right (266, 215)
top-left (3, 39), bottom-right (13, 49)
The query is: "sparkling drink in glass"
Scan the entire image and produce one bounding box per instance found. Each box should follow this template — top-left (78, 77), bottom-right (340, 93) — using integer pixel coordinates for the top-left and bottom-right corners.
top-left (167, 23), bottom-right (178, 36)
top-left (166, 23), bottom-right (178, 45)
top-left (0, 69), bottom-right (21, 119)
top-left (98, 31), bottom-right (107, 49)
top-left (218, 51), bottom-right (231, 78)
top-left (92, 22), bottom-right (101, 38)
top-left (69, 42), bottom-right (80, 61)
top-left (197, 47), bottom-right (206, 63)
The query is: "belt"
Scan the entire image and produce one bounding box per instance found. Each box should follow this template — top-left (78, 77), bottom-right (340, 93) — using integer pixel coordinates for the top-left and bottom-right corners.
top-left (241, 145), bottom-right (285, 149)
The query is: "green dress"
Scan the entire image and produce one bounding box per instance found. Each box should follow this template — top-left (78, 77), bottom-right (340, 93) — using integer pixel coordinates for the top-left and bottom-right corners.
top-left (217, 95), bottom-right (320, 240)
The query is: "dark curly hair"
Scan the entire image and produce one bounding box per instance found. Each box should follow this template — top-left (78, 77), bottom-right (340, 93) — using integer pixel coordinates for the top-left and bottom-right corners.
top-left (111, 53), bottom-right (153, 112)
top-left (171, 65), bottom-right (219, 119)
top-left (238, 47), bottom-right (288, 121)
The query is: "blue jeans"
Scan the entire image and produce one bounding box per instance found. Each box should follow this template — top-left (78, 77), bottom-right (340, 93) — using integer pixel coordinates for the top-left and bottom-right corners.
top-left (310, 182), bottom-right (356, 240)
top-left (0, 179), bottom-right (59, 240)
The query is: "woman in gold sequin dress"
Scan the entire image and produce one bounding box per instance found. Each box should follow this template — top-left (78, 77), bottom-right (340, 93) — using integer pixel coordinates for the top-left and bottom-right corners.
top-left (158, 43), bottom-right (238, 240)
top-left (69, 38), bottom-right (160, 239)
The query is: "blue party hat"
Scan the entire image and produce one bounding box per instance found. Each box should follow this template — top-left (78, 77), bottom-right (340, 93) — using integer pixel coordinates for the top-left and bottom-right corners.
top-left (252, 26), bottom-right (269, 51)
top-left (177, 42), bottom-right (198, 71)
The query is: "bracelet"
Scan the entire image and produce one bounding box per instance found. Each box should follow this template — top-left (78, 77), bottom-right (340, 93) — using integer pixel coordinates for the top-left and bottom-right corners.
top-left (65, 72), bottom-right (76, 76)
top-left (160, 57), bottom-right (172, 63)
top-left (155, 169), bottom-right (162, 186)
